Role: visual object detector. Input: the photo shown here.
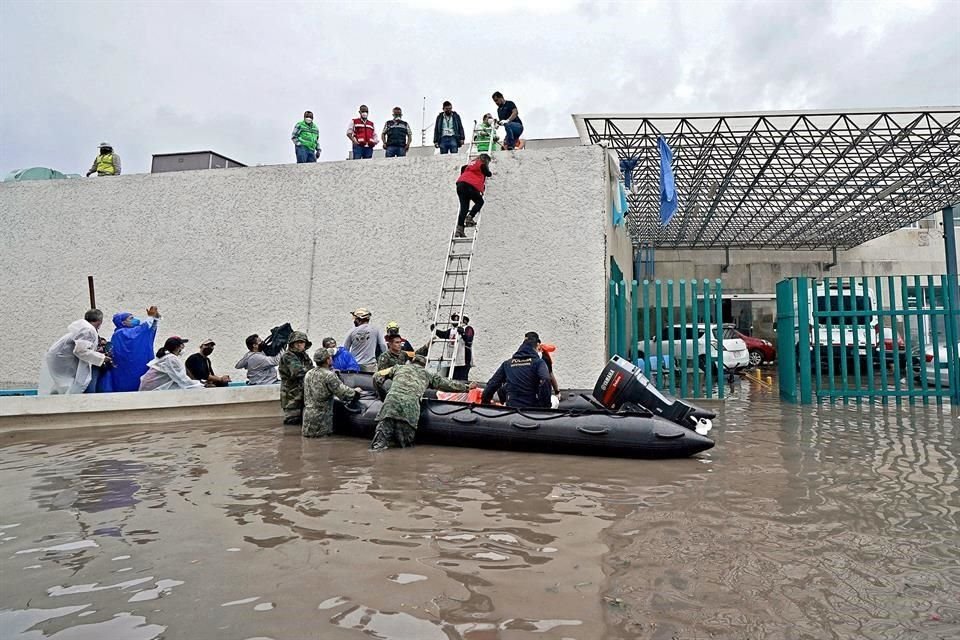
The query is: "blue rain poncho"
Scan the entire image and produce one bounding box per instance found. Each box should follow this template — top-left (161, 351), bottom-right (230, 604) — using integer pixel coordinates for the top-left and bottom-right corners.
top-left (105, 313), bottom-right (159, 392)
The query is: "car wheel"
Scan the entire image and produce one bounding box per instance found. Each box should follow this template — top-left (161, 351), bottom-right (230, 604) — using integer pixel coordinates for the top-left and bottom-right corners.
top-left (748, 349), bottom-right (764, 367)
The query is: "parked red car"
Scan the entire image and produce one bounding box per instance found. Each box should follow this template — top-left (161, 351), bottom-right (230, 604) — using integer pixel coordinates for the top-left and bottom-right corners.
top-left (723, 324), bottom-right (776, 366)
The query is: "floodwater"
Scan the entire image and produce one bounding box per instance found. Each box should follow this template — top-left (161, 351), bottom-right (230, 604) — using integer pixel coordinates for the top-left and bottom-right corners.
top-left (0, 383), bottom-right (957, 639)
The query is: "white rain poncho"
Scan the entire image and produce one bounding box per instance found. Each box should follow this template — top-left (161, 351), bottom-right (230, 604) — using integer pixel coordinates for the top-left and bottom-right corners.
top-left (37, 319), bottom-right (106, 395)
top-left (139, 354), bottom-right (203, 391)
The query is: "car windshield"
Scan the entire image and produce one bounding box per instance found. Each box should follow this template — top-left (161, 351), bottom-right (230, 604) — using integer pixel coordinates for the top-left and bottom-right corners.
top-left (816, 294), bottom-right (872, 325)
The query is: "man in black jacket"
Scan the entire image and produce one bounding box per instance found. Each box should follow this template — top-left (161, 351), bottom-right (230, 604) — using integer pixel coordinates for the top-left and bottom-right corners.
top-left (482, 332), bottom-right (551, 408)
top-left (433, 101), bottom-right (465, 154)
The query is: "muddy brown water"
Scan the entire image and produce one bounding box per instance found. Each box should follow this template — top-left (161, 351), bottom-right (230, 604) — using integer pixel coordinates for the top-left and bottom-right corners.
top-left (0, 385), bottom-right (957, 639)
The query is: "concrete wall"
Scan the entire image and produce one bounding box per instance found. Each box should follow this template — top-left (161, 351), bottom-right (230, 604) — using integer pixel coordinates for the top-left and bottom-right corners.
top-left (0, 145), bottom-right (610, 389)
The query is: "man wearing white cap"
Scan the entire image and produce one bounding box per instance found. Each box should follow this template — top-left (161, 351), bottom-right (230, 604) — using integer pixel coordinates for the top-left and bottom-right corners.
top-left (344, 308), bottom-right (388, 373)
top-left (86, 142), bottom-right (121, 177)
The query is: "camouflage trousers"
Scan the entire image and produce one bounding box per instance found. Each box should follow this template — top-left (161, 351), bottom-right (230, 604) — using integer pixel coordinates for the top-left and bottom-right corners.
top-left (370, 418), bottom-right (417, 451)
top-left (283, 407), bottom-right (303, 425)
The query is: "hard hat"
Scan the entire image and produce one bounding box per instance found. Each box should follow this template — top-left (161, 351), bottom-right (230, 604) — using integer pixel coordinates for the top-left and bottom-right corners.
top-left (351, 308), bottom-right (372, 320)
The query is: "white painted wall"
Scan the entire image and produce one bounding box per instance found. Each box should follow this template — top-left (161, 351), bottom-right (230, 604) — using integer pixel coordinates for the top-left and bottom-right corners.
top-left (0, 145), bottom-right (610, 389)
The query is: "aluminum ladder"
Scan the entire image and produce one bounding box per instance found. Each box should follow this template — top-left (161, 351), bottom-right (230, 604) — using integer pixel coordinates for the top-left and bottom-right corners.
top-left (425, 121), bottom-right (497, 376)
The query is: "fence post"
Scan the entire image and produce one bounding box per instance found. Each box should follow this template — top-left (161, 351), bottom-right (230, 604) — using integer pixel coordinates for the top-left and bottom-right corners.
top-left (631, 279), bottom-right (639, 365)
top-left (608, 280), bottom-right (616, 359)
top-left (776, 278), bottom-right (798, 403)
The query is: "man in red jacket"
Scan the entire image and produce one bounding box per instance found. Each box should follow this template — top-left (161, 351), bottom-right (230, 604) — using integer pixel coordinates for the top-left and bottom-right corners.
top-left (454, 153), bottom-right (492, 237)
top-left (347, 105), bottom-right (378, 159)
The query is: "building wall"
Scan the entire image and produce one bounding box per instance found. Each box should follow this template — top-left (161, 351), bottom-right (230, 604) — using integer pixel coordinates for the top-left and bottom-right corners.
top-left (0, 145), bottom-right (609, 389)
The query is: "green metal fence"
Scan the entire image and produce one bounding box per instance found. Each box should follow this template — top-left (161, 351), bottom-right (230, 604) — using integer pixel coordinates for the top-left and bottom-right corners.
top-left (776, 275), bottom-right (960, 404)
top-left (608, 278), bottom-right (726, 399)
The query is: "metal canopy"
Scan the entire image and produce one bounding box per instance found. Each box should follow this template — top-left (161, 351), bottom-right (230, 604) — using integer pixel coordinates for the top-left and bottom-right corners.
top-left (573, 108), bottom-right (960, 250)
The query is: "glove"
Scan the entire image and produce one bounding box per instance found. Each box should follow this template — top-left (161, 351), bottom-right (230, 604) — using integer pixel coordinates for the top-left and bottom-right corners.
top-left (456, 326), bottom-right (464, 336)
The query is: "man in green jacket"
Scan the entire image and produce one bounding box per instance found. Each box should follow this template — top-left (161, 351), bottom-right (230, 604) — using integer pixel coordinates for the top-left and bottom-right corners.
top-left (302, 349), bottom-right (362, 438)
top-left (292, 110), bottom-right (320, 163)
top-left (279, 331), bottom-right (314, 424)
top-left (370, 355), bottom-right (475, 451)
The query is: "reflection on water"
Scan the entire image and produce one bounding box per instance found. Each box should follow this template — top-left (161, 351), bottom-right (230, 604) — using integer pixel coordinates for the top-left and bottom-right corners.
top-left (0, 395), bottom-right (957, 639)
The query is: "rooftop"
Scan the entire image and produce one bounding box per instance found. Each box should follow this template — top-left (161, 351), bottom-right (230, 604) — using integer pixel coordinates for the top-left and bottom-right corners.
top-left (574, 107), bottom-right (960, 250)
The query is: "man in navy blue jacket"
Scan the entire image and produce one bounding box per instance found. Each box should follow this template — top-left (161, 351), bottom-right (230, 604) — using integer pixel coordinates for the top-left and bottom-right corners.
top-left (482, 332), bottom-right (551, 408)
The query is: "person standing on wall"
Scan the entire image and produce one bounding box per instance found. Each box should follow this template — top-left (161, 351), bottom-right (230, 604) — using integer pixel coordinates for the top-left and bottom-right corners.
top-left (292, 110), bottom-right (320, 163)
top-left (382, 107), bottom-right (413, 158)
top-left (347, 105), bottom-right (378, 159)
top-left (86, 142), bottom-right (121, 176)
top-left (454, 153), bottom-right (492, 237)
top-left (492, 92), bottom-right (523, 151)
top-left (433, 101), bottom-right (465, 154)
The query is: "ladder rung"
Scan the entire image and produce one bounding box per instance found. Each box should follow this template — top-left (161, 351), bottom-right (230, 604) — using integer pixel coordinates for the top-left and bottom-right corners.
top-left (444, 270), bottom-right (469, 276)
top-left (442, 287), bottom-right (465, 293)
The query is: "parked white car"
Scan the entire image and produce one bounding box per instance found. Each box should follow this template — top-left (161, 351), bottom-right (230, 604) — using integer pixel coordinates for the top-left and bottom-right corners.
top-left (642, 324), bottom-right (750, 373)
top-left (795, 281), bottom-right (879, 366)
top-left (915, 344), bottom-right (954, 387)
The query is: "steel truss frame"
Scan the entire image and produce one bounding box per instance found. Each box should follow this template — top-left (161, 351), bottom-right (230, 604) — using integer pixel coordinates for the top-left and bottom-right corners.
top-left (573, 108), bottom-right (960, 250)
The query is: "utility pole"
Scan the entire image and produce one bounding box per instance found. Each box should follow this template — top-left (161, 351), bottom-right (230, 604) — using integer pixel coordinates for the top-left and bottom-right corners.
top-left (420, 96), bottom-right (427, 146)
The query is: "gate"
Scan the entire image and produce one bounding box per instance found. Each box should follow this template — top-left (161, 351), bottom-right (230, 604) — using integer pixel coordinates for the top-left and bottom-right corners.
top-left (776, 275), bottom-right (960, 404)
top-left (609, 278), bottom-right (726, 399)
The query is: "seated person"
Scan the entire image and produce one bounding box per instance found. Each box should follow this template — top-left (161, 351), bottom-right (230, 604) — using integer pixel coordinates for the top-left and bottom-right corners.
top-left (140, 337), bottom-right (203, 391)
top-left (235, 334), bottom-right (281, 385)
top-left (481, 332), bottom-right (551, 408)
top-left (185, 339), bottom-right (231, 387)
top-left (320, 337), bottom-right (361, 372)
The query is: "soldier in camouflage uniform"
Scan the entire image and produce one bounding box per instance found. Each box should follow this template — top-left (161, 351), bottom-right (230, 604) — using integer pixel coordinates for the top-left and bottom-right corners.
top-left (278, 331), bottom-right (314, 425)
top-left (377, 334), bottom-right (411, 370)
top-left (370, 354), bottom-right (476, 451)
top-left (302, 349), bottom-right (362, 438)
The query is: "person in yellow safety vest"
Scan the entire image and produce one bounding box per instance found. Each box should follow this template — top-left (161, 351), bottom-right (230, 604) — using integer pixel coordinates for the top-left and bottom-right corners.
top-left (86, 142), bottom-right (121, 177)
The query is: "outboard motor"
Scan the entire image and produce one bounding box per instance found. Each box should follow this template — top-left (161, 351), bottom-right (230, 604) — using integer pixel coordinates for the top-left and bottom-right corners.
top-left (593, 355), bottom-right (713, 434)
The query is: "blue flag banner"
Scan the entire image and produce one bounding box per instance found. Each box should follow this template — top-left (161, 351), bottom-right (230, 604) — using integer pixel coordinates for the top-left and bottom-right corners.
top-left (612, 179), bottom-right (628, 226)
top-left (658, 136), bottom-right (677, 225)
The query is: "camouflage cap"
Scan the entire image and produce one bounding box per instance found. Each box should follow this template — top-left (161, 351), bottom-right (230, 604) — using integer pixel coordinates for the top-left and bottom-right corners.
top-left (287, 330), bottom-right (312, 349)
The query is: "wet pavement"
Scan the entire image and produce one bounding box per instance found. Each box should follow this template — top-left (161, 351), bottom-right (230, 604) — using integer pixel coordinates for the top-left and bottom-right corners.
top-left (0, 379), bottom-right (958, 639)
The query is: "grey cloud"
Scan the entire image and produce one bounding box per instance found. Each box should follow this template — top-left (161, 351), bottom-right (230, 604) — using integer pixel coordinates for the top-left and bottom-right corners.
top-left (1, 0), bottom-right (957, 175)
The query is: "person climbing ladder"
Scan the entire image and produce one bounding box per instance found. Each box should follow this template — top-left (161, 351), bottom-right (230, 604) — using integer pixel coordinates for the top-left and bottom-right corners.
top-left (454, 153), bottom-right (492, 238)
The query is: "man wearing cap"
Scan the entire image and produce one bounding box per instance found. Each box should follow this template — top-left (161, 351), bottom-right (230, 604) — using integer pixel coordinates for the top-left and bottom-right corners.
top-left (344, 308), bottom-right (388, 373)
top-left (371, 355), bottom-right (475, 451)
top-left (381, 106), bottom-right (413, 158)
top-left (86, 142), bottom-right (121, 176)
top-left (347, 105), bottom-right (378, 160)
top-left (481, 331), bottom-right (551, 408)
top-left (385, 321), bottom-right (414, 352)
top-left (279, 331), bottom-right (314, 425)
top-left (319, 337), bottom-right (361, 373)
top-left (302, 348), bottom-right (363, 438)
top-left (185, 339), bottom-right (231, 387)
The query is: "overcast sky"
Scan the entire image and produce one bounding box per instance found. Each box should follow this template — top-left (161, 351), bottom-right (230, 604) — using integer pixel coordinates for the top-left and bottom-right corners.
top-left (1, 0), bottom-right (958, 175)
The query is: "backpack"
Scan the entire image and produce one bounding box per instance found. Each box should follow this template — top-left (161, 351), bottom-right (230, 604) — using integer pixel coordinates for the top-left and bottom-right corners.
top-left (261, 323), bottom-right (294, 356)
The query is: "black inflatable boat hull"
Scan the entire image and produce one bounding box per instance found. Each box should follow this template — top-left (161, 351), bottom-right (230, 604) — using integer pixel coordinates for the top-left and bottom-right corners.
top-left (333, 392), bottom-right (714, 459)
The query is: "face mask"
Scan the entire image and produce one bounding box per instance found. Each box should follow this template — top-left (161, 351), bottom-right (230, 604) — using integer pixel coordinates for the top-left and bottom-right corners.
top-left (126, 317), bottom-right (140, 327)
top-left (327, 347), bottom-right (337, 356)
top-left (360, 113), bottom-right (368, 120)
top-left (305, 117), bottom-right (313, 124)
top-left (394, 114), bottom-right (401, 120)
